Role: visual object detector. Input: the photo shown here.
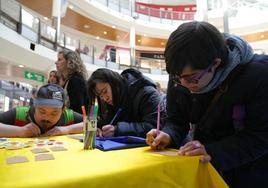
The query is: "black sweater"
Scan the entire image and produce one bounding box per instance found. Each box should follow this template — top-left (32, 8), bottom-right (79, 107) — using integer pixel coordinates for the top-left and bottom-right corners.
top-left (163, 58), bottom-right (268, 188)
top-left (64, 74), bottom-right (88, 114)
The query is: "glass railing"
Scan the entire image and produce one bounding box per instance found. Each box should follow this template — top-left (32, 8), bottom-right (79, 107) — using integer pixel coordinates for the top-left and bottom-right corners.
top-left (88, 0), bottom-right (196, 25)
top-left (0, 0), bottom-right (167, 75)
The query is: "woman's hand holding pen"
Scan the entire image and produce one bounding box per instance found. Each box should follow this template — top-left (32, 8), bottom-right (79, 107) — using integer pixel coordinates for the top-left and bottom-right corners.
top-left (146, 129), bottom-right (171, 150)
top-left (178, 140), bottom-right (211, 163)
top-left (101, 124), bottom-right (115, 137)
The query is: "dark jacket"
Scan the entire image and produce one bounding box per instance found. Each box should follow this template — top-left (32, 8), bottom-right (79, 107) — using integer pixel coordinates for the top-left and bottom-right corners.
top-left (64, 73), bottom-right (88, 114)
top-left (163, 55), bottom-right (268, 188)
top-left (98, 69), bottom-right (166, 138)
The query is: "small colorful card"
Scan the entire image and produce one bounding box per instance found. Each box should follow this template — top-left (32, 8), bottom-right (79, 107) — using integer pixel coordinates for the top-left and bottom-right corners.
top-left (6, 156), bottom-right (29, 164)
top-left (31, 148), bottom-right (49, 154)
top-left (35, 154), bottom-right (55, 161)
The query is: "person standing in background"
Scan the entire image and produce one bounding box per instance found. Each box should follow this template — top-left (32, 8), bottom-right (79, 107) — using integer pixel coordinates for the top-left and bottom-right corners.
top-left (55, 49), bottom-right (88, 114)
top-left (48, 70), bottom-right (59, 85)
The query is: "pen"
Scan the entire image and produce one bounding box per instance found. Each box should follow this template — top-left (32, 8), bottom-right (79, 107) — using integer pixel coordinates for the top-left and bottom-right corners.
top-left (110, 108), bottom-right (122, 125)
top-left (156, 103), bottom-right (160, 136)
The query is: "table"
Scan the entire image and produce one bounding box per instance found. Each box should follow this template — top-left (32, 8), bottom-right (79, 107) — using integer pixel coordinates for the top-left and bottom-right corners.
top-left (0, 136), bottom-right (228, 188)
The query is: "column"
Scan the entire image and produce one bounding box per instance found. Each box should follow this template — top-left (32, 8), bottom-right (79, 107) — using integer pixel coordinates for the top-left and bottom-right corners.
top-left (52, 0), bottom-right (62, 49)
top-left (222, 0), bottom-right (229, 33)
top-left (195, 0), bottom-right (208, 21)
top-left (129, 25), bottom-right (136, 66)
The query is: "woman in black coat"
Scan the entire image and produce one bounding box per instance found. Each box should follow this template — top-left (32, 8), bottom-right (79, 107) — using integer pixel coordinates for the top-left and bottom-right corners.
top-left (55, 49), bottom-right (88, 114)
top-left (87, 68), bottom-right (166, 138)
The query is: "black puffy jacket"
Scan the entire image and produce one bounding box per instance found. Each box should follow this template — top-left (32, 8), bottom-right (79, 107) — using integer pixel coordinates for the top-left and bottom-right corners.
top-left (163, 55), bottom-right (268, 188)
top-left (98, 68), bottom-right (166, 138)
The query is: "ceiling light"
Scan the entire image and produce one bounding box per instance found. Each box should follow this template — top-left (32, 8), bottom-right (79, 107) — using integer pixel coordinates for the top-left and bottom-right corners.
top-left (103, 31), bottom-right (107, 35)
top-left (44, 17), bottom-right (48, 20)
top-left (69, 5), bottom-right (74, 9)
top-left (84, 25), bottom-right (90, 28)
top-left (260, 34), bottom-right (265, 38)
top-left (96, 36), bottom-right (100, 40)
top-left (161, 42), bottom-right (165, 45)
top-left (138, 39), bottom-right (141, 43)
top-left (112, 25), bottom-right (116, 29)
top-left (18, 65), bottom-right (24, 68)
top-left (143, 34), bottom-right (147, 37)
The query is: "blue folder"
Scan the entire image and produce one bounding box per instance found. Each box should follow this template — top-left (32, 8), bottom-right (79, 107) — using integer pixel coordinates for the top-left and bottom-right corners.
top-left (81, 136), bottom-right (147, 151)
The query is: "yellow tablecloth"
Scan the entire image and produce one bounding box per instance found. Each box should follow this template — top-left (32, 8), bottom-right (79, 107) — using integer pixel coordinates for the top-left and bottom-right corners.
top-left (0, 136), bottom-right (228, 188)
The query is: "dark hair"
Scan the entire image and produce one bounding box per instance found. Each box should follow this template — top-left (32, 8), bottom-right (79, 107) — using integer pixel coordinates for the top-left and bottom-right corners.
top-left (165, 21), bottom-right (229, 75)
top-left (87, 68), bottom-right (125, 108)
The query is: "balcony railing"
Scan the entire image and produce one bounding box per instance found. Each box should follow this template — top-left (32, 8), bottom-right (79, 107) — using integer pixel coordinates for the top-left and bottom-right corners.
top-left (0, 0), bottom-right (167, 75)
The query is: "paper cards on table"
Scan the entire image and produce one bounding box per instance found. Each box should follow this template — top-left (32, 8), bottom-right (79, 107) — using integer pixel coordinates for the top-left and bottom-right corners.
top-left (6, 156), bottom-right (29, 164)
top-left (35, 154), bottom-right (55, 161)
top-left (152, 150), bottom-right (179, 157)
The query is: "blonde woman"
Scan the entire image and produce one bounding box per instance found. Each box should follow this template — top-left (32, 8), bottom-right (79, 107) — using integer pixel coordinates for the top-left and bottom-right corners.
top-left (55, 49), bottom-right (88, 114)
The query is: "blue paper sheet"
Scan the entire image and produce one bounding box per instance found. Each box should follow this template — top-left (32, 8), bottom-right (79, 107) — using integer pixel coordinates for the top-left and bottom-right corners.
top-left (79, 136), bottom-right (147, 151)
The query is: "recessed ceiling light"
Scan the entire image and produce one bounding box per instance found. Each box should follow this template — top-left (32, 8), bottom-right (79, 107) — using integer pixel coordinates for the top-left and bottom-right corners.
top-left (103, 31), bottom-right (107, 35)
top-left (96, 36), bottom-right (100, 40)
top-left (18, 65), bottom-right (24, 68)
top-left (260, 34), bottom-right (265, 38)
top-left (84, 25), bottom-right (90, 28)
top-left (138, 39), bottom-right (141, 43)
top-left (44, 17), bottom-right (48, 20)
top-left (143, 34), bottom-right (147, 37)
top-left (69, 5), bottom-right (74, 9)
top-left (112, 25), bottom-right (116, 29)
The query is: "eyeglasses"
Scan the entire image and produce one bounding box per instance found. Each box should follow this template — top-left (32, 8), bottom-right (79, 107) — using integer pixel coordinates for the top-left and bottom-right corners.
top-left (178, 63), bottom-right (214, 84)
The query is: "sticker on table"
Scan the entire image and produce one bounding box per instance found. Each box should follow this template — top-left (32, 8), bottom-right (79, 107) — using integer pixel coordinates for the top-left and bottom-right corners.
top-left (31, 148), bottom-right (49, 154)
top-left (50, 146), bottom-right (68, 152)
top-left (35, 154), bottom-right (55, 161)
top-left (5, 141), bottom-right (25, 150)
top-left (0, 138), bottom-right (8, 142)
top-left (152, 150), bottom-right (179, 157)
top-left (6, 156), bottom-right (29, 164)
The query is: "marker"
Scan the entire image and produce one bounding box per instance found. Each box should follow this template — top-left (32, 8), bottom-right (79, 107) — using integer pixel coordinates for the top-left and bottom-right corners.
top-left (156, 103), bottom-right (160, 136)
top-left (110, 108), bottom-right (122, 125)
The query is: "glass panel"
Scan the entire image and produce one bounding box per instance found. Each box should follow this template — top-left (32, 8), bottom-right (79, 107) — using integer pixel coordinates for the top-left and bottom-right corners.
top-left (21, 9), bottom-right (39, 32)
top-left (0, 0), bottom-right (20, 22)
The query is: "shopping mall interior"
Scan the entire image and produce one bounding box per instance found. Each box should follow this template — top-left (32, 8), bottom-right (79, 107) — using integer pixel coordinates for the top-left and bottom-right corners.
top-left (0, 0), bottom-right (267, 111)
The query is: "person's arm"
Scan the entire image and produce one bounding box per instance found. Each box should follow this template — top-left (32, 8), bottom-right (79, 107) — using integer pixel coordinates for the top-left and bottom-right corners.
top-left (114, 87), bottom-right (165, 137)
top-left (204, 66), bottom-right (268, 172)
top-left (0, 123), bottom-right (24, 137)
top-left (41, 111), bottom-right (84, 136)
top-left (0, 123), bottom-right (41, 137)
top-left (161, 77), bottom-right (191, 148)
top-left (41, 122), bottom-right (84, 136)
top-left (0, 109), bottom-right (41, 138)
